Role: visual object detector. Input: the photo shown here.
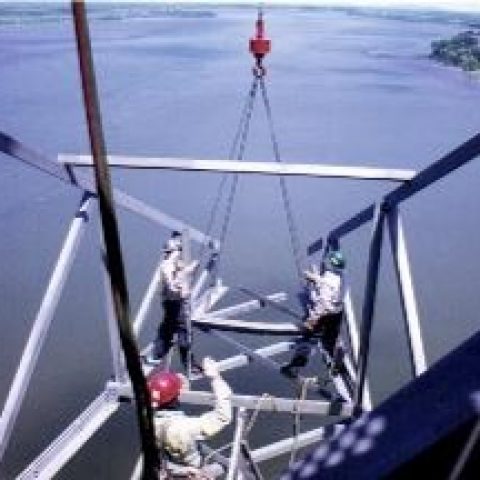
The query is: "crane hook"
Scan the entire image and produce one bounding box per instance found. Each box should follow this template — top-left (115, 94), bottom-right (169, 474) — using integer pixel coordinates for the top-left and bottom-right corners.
top-left (249, 7), bottom-right (271, 77)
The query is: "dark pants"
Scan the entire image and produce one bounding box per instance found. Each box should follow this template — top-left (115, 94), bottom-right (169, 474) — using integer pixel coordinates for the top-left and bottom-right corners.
top-left (154, 299), bottom-right (190, 362)
top-left (289, 311), bottom-right (343, 368)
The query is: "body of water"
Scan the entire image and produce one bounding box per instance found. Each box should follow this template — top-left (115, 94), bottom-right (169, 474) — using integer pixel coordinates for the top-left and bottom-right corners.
top-left (1, 4), bottom-right (480, 479)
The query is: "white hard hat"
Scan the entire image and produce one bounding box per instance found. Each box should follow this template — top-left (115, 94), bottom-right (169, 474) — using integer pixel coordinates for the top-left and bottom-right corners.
top-left (164, 237), bottom-right (182, 253)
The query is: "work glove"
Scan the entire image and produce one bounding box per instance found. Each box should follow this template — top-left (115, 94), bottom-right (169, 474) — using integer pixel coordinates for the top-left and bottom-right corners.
top-left (202, 357), bottom-right (220, 379)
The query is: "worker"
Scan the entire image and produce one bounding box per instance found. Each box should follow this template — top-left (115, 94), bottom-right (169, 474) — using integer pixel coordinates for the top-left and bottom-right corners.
top-left (281, 250), bottom-right (346, 378)
top-left (150, 231), bottom-right (199, 372)
top-left (148, 357), bottom-right (232, 479)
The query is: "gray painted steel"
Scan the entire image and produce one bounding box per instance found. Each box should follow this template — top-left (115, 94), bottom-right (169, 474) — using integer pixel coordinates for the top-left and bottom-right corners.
top-left (16, 390), bottom-right (120, 480)
top-left (354, 205), bottom-right (386, 409)
top-left (60, 154), bottom-right (416, 182)
top-left (387, 207), bottom-right (427, 376)
top-left (0, 131), bottom-right (217, 247)
top-left (384, 132), bottom-right (480, 207)
top-left (193, 316), bottom-right (303, 335)
top-left (227, 408), bottom-right (247, 480)
top-left (0, 196), bottom-right (92, 461)
top-left (251, 425), bottom-right (345, 463)
top-left (310, 133), bottom-right (480, 251)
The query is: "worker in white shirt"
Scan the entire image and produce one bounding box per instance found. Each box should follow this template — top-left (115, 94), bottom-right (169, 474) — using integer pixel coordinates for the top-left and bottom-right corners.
top-left (151, 231), bottom-right (199, 372)
top-left (281, 250), bottom-right (346, 378)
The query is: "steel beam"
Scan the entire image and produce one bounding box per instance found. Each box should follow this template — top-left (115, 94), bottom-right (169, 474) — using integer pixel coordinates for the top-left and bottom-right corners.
top-left (227, 408), bottom-right (247, 480)
top-left (60, 154), bottom-right (416, 182)
top-left (203, 330), bottom-right (286, 374)
top-left (343, 289), bottom-right (373, 411)
top-left (193, 282), bottom-right (229, 316)
top-left (250, 425), bottom-right (345, 463)
top-left (16, 389), bottom-right (120, 480)
top-left (328, 205), bottom-right (376, 245)
top-left (387, 207), bottom-right (427, 376)
top-left (109, 382), bottom-right (353, 417)
top-left (205, 341), bottom-right (294, 374)
top-left (308, 133), bottom-right (480, 254)
top-left (354, 205), bottom-right (386, 410)
top-left (238, 287), bottom-right (303, 321)
top-left (133, 262), bottom-right (162, 337)
top-left (343, 289), bottom-right (359, 365)
top-left (98, 229), bottom-right (126, 382)
top-left (0, 195), bottom-right (92, 460)
top-left (193, 316), bottom-right (302, 336)
top-left (0, 132), bottom-right (216, 247)
top-left (384, 133), bottom-right (480, 208)
top-left (180, 391), bottom-right (353, 417)
top-left (201, 293), bottom-right (287, 320)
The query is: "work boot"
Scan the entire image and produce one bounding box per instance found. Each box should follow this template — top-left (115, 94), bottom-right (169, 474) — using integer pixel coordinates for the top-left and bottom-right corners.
top-left (280, 363), bottom-right (299, 379)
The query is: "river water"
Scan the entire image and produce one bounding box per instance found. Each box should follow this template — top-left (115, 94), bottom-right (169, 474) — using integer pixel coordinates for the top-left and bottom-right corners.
top-left (1, 4), bottom-right (480, 479)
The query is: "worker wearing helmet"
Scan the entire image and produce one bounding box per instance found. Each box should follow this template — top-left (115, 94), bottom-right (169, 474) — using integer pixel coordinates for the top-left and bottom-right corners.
top-left (148, 357), bottom-right (232, 479)
top-left (151, 231), bottom-right (199, 371)
top-left (281, 250), bottom-right (346, 378)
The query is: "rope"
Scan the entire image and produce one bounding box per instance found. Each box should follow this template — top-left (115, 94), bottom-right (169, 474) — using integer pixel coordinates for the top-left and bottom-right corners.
top-left (245, 393), bottom-right (272, 434)
top-left (259, 77), bottom-right (305, 282)
top-left (203, 392), bottom-right (271, 466)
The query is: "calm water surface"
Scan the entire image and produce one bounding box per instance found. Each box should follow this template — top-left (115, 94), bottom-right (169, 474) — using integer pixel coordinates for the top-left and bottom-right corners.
top-left (1, 4), bottom-right (480, 479)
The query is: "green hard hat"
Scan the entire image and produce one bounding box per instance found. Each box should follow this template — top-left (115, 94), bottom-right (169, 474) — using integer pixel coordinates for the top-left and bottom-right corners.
top-left (328, 250), bottom-right (346, 269)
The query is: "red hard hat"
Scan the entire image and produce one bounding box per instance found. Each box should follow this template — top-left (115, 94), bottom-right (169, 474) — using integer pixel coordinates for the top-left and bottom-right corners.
top-left (147, 368), bottom-right (182, 408)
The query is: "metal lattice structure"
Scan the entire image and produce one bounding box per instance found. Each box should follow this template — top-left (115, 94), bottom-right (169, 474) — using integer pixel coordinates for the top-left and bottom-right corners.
top-left (2, 129), bottom-right (479, 479)
top-left (1, 1), bottom-right (480, 476)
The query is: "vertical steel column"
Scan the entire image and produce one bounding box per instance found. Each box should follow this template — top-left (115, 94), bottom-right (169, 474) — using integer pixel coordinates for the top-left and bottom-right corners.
top-left (343, 288), bottom-right (373, 411)
top-left (387, 207), bottom-right (427, 376)
top-left (99, 233), bottom-right (126, 382)
top-left (354, 204), bottom-right (386, 410)
top-left (133, 260), bottom-right (162, 337)
top-left (182, 229), bottom-right (193, 378)
top-left (0, 194), bottom-right (92, 460)
top-left (227, 407), bottom-right (247, 480)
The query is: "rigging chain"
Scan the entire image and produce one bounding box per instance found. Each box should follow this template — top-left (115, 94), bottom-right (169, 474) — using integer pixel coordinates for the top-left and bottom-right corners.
top-left (259, 77), bottom-right (305, 282)
top-left (208, 76), bottom-right (260, 282)
top-left (198, 75), bottom-right (260, 264)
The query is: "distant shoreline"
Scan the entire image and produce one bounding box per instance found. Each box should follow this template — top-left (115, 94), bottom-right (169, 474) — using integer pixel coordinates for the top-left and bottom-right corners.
top-left (430, 30), bottom-right (480, 73)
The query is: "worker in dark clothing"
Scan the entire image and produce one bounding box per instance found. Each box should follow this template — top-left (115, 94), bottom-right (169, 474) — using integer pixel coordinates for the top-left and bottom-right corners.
top-left (150, 231), bottom-right (199, 372)
top-left (281, 250), bottom-right (346, 378)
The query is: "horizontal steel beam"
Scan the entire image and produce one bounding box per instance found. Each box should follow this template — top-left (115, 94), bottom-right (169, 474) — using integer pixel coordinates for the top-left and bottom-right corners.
top-left (60, 154), bottom-right (416, 182)
top-left (251, 425), bottom-right (345, 463)
top-left (109, 381), bottom-right (352, 417)
top-left (180, 391), bottom-right (353, 417)
top-left (16, 389), bottom-right (120, 480)
top-left (204, 341), bottom-right (294, 377)
top-left (193, 316), bottom-right (302, 336)
top-left (202, 293), bottom-right (287, 320)
top-left (239, 287), bottom-right (303, 321)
